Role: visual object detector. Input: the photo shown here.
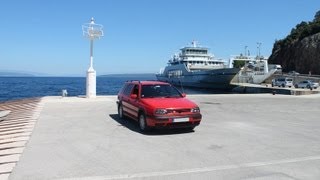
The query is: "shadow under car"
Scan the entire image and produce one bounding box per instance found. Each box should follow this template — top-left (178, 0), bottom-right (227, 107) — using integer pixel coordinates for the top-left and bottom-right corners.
top-left (108, 114), bottom-right (195, 136)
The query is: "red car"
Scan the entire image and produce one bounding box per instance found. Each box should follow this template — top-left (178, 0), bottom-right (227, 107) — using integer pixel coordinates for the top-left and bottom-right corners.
top-left (117, 81), bottom-right (202, 132)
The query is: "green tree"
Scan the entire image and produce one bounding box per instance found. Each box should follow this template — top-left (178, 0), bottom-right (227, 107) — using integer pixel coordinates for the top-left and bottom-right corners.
top-left (233, 60), bottom-right (245, 68)
top-left (314, 10), bottom-right (320, 22)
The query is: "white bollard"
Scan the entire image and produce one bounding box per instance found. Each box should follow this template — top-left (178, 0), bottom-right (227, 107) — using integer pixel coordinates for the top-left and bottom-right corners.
top-left (62, 89), bottom-right (68, 97)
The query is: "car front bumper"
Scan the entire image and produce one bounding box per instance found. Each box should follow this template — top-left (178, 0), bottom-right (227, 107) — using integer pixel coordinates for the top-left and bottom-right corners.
top-left (146, 114), bottom-right (202, 129)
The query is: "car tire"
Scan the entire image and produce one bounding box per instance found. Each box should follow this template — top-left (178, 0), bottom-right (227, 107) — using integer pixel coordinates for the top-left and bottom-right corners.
top-left (295, 84), bottom-right (298, 88)
top-left (282, 84), bottom-right (285, 87)
top-left (118, 103), bottom-right (125, 119)
top-left (138, 112), bottom-right (149, 132)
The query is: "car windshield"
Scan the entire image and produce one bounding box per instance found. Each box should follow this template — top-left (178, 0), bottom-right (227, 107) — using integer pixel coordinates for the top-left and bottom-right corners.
top-left (141, 84), bottom-right (182, 98)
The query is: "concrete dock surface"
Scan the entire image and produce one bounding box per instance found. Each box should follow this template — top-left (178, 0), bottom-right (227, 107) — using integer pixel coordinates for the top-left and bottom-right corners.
top-left (231, 83), bottom-right (320, 95)
top-left (5, 94), bottom-right (320, 180)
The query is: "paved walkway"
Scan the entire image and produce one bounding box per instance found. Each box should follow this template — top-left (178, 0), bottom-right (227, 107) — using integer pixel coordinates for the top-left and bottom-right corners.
top-left (6, 94), bottom-right (320, 179)
top-left (0, 99), bottom-right (43, 180)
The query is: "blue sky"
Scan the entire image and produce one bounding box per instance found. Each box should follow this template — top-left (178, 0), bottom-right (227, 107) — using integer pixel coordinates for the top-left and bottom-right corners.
top-left (0, 0), bottom-right (319, 76)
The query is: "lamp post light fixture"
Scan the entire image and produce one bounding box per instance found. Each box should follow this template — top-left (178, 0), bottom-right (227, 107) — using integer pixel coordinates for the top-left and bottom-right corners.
top-left (257, 42), bottom-right (262, 59)
top-left (82, 18), bottom-right (104, 98)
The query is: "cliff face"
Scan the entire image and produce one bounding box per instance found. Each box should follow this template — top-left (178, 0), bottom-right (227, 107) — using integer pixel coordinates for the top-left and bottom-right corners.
top-left (268, 32), bottom-right (320, 75)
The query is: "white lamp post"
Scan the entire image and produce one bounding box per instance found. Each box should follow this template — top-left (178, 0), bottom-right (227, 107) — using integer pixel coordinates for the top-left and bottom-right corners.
top-left (82, 17), bottom-right (104, 98)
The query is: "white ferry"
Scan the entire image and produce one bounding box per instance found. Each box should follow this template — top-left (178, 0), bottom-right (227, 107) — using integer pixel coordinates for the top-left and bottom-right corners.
top-left (156, 41), bottom-right (240, 90)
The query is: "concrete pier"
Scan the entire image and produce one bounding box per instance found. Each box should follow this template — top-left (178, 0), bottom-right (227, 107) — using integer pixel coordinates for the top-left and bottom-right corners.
top-left (2, 94), bottom-right (320, 179)
top-left (232, 83), bottom-right (320, 95)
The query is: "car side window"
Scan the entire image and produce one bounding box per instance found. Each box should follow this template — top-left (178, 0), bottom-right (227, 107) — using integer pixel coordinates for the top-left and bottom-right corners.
top-left (119, 84), bottom-right (127, 94)
top-left (123, 84), bottom-right (134, 96)
top-left (132, 85), bottom-right (139, 96)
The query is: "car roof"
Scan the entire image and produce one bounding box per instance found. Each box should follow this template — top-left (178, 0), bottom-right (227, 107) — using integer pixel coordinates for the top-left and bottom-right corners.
top-left (126, 80), bottom-right (170, 85)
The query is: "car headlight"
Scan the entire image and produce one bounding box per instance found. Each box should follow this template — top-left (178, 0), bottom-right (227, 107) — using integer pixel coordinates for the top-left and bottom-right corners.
top-left (191, 107), bottom-right (200, 113)
top-left (155, 109), bottom-right (167, 115)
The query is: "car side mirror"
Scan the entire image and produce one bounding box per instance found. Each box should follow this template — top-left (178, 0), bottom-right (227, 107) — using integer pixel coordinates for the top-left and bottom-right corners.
top-left (181, 93), bottom-right (186, 97)
top-left (130, 94), bottom-right (138, 99)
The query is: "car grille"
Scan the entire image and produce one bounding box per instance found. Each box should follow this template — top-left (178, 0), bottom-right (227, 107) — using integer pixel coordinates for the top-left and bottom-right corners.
top-left (166, 108), bottom-right (191, 114)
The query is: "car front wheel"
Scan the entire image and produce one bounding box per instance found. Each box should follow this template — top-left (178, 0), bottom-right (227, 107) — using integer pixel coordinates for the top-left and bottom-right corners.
top-left (139, 113), bottom-right (149, 132)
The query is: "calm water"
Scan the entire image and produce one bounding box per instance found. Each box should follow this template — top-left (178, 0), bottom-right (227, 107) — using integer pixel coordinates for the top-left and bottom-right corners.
top-left (0, 75), bottom-right (155, 102)
top-left (0, 75), bottom-right (226, 102)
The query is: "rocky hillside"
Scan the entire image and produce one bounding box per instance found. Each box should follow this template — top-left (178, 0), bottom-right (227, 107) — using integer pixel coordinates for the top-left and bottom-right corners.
top-left (268, 11), bottom-right (320, 75)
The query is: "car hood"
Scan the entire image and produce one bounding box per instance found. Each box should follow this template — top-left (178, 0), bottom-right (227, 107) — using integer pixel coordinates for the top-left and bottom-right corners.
top-left (141, 97), bottom-right (197, 109)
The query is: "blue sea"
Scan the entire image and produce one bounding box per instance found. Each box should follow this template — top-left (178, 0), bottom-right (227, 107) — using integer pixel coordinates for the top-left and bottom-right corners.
top-left (0, 74), bottom-right (155, 102)
top-left (0, 74), bottom-right (225, 102)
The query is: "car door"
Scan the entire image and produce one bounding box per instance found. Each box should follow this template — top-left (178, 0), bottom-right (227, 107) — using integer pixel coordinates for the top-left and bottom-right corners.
top-left (122, 84), bottom-right (140, 120)
top-left (121, 83), bottom-right (134, 117)
top-left (302, 81), bottom-right (308, 88)
top-left (128, 84), bottom-right (141, 120)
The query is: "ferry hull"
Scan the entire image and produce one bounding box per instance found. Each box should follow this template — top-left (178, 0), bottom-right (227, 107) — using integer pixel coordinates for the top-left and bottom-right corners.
top-left (156, 65), bottom-right (240, 90)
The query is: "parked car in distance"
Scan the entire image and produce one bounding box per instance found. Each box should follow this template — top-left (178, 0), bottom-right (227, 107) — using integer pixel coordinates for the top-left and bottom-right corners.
top-left (288, 71), bottom-right (300, 76)
top-left (117, 80), bottom-right (202, 132)
top-left (294, 80), bottom-right (319, 89)
top-left (271, 77), bottom-right (293, 88)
